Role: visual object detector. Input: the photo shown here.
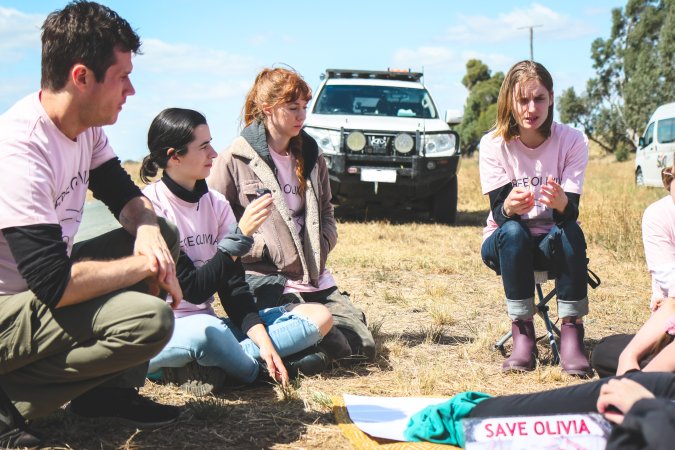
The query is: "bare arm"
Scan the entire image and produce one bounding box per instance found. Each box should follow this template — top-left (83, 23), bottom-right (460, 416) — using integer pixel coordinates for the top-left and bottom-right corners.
top-left (119, 196), bottom-right (177, 286)
top-left (617, 298), bottom-right (675, 374)
top-left (246, 324), bottom-right (288, 384)
top-left (56, 255), bottom-right (156, 308)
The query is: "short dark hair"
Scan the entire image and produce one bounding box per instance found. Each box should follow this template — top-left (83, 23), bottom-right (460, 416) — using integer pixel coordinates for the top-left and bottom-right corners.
top-left (41, 0), bottom-right (141, 91)
top-left (140, 108), bottom-right (208, 184)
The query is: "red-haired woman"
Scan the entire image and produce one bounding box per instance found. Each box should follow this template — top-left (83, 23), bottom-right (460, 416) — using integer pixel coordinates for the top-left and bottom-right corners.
top-left (208, 67), bottom-right (375, 367)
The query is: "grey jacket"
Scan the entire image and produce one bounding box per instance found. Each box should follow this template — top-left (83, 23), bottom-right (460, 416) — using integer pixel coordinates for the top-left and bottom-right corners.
top-left (208, 121), bottom-right (338, 286)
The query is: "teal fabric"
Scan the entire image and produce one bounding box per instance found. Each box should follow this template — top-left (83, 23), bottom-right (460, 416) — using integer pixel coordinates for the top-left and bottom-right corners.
top-left (403, 391), bottom-right (492, 447)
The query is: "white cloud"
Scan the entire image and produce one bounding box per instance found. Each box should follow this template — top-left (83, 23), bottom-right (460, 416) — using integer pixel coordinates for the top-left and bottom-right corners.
top-left (439, 3), bottom-right (595, 43)
top-left (0, 7), bottom-right (44, 60)
top-left (392, 46), bottom-right (463, 72)
top-left (135, 38), bottom-right (260, 75)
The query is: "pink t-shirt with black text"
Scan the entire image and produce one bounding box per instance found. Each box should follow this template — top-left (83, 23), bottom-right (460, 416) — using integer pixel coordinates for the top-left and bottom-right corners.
top-left (269, 149), bottom-right (336, 293)
top-left (479, 122), bottom-right (588, 240)
top-left (143, 180), bottom-right (237, 318)
top-left (642, 195), bottom-right (675, 308)
top-left (0, 92), bottom-right (116, 295)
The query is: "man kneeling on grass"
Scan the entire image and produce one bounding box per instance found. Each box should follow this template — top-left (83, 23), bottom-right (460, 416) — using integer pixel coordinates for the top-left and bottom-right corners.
top-left (0, 1), bottom-right (183, 447)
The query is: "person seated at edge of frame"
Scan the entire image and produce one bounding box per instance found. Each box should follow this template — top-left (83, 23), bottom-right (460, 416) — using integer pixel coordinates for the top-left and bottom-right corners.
top-left (479, 60), bottom-right (591, 375)
top-left (406, 371), bottom-right (675, 449)
top-left (0, 1), bottom-right (182, 447)
top-left (592, 161), bottom-right (675, 377)
top-left (140, 108), bottom-right (334, 394)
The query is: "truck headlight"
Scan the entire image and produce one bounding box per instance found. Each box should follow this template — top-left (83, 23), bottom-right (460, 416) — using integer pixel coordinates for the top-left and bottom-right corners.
top-left (422, 133), bottom-right (456, 155)
top-left (394, 133), bottom-right (414, 154)
top-left (304, 127), bottom-right (341, 154)
top-left (346, 131), bottom-right (366, 151)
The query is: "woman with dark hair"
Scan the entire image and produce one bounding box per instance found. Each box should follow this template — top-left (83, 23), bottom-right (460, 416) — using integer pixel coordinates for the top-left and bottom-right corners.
top-left (140, 108), bottom-right (334, 394)
top-left (479, 60), bottom-right (591, 375)
top-left (208, 67), bottom-right (376, 365)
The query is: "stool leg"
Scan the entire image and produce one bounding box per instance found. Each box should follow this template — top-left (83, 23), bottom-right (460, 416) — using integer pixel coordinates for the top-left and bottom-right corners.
top-left (536, 284), bottom-right (560, 365)
top-left (495, 330), bottom-right (513, 352)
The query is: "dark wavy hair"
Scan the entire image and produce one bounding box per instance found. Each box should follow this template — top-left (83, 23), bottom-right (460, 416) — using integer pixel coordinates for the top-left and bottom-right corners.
top-left (140, 108), bottom-right (207, 184)
top-left (41, 0), bottom-right (141, 91)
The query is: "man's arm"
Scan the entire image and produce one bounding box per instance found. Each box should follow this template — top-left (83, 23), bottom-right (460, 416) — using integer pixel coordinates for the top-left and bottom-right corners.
top-left (118, 195), bottom-right (177, 287)
top-left (89, 157), bottom-right (177, 286)
top-left (3, 225), bottom-right (166, 308)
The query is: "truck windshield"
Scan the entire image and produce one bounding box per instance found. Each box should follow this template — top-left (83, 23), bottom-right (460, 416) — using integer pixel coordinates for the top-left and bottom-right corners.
top-left (314, 84), bottom-right (438, 119)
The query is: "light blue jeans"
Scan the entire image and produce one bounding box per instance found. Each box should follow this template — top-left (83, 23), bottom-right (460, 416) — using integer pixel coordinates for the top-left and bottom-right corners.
top-left (148, 305), bottom-right (321, 383)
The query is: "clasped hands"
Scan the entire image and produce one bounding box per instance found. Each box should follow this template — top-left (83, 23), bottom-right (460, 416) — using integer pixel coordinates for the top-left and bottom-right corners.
top-left (503, 176), bottom-right (568, 217)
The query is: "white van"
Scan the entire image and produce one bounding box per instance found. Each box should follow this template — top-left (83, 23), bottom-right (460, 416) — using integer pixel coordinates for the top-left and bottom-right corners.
top-left (635, 102), bottom-right (675, 186)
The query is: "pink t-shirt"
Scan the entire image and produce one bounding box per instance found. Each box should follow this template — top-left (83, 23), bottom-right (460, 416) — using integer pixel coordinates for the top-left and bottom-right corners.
top-left (642, 195), bottom-right (675, 307)
top-left (269, 149), bottom-right (336, 293)
top-left (0, 92), bottom-right (115, 295)
top-left (479, 122), bottom-right (588, 240)
top-left (143, 180), bottom-right (237, 318)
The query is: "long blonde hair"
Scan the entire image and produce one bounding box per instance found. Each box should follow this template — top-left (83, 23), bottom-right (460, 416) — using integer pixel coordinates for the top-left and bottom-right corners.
top-left (243, 67), bottom-right (312, 194)
top-left (492, 60), bottom-right (554, 142)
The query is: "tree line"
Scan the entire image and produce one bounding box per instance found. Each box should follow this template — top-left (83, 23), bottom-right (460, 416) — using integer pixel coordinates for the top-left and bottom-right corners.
top-left (456, 0), bottom-right (674, 160)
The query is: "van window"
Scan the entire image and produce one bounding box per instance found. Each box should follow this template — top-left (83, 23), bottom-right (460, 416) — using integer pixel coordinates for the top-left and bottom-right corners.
top-left (644, 122), bottom-right (655, 147)
top-left (658, 118), bottom-right (675, 144)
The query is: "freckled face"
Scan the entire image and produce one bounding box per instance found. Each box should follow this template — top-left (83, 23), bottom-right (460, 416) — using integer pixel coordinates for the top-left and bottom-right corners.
top-left (266, 99), bottom-right (308, 140)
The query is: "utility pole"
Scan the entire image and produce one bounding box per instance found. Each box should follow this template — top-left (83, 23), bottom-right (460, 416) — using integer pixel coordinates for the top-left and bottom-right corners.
top-left (518, 25), bottom-right (542, 60)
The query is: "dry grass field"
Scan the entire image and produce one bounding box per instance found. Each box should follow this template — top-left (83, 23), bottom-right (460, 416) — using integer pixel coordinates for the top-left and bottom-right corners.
top-left (34, 155), bottom-right (665, 449)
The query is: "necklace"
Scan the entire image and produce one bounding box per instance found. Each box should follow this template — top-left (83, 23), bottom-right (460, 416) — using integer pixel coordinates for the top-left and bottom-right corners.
top-left (269, 142), bottom-right (290, 157)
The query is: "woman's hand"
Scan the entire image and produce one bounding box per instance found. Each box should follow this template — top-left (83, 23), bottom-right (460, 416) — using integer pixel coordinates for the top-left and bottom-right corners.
top-left (246, 323), bottom-right (289, 385)
top-left (503, 187), bottom-right (535, 217)
top-left (238, 194), bottom-right (273, 236)
top-left (259, 343), bottom-right (289, 385)
top-left (596, 378), bottom-right (654, 424)
top-left (539, 176), bottom-right (569, 213)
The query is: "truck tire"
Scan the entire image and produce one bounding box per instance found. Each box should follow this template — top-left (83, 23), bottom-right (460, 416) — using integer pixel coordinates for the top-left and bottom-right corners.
top-left (635, 167), bottom-right (644, 186)
top-left (432, 176), bottom-right (458, 224)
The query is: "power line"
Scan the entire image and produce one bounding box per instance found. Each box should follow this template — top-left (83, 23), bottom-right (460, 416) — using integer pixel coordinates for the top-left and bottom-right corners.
top-left (517, 25), bottom-right (542, 61)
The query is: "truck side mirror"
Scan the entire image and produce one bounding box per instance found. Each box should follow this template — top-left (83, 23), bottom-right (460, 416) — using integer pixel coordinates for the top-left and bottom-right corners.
top-left (445, 109), bottom-right (462, 126)
top-left (639, 136), bottom-right (645, 148)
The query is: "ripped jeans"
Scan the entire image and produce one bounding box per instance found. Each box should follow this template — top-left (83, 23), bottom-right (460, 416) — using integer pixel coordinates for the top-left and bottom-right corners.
top-left (148, 305), bottom-right (321, 383)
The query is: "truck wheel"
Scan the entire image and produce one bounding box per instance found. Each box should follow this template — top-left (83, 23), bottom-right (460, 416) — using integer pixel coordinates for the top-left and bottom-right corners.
top-left (635, 168), bottom-right (644, 186)
top-left (432, 176), bottom-right (458, 224)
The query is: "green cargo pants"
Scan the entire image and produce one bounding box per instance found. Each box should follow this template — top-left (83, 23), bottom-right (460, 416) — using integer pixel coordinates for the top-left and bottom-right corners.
top-left (0, 219), bottom-right (179, 419)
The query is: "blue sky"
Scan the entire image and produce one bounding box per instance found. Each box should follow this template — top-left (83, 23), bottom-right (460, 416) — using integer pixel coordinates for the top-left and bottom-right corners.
top-left (0, 1), bottom-right (625, 161)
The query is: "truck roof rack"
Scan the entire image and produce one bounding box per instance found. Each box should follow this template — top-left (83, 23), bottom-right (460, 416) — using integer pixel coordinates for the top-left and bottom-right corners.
top-left (324, 68), bottom-right (423, 82)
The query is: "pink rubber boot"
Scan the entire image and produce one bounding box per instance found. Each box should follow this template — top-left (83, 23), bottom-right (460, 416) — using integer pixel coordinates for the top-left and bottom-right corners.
top-left (502, 320), bottom-right (536, 372)
top-left (560, 318), bottom-right (592, 376)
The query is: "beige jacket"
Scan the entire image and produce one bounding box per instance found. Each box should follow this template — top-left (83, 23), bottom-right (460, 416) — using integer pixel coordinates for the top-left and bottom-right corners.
top-left (208, 123), bottom-right (337, 286)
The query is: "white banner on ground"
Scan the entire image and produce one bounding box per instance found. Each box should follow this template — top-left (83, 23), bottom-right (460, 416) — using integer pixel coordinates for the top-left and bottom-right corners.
top-left (463, 413), bottom-right (612, 450)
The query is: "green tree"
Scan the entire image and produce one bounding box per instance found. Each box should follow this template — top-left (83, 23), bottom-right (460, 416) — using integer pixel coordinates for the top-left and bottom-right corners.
top-left (558, 0), bottom-right (674, 156)
top-left (457, 59), bottom-right (503, 156)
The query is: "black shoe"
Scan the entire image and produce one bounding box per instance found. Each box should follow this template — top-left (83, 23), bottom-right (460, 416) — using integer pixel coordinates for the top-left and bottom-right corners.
top-left (285, 350), bottom-right (329, 378)
top-left (0, 385), bottom-right (42, 448)
top-left (160, 362), bottom-right (228, 396)
top-left (0, 426), bottom-right (42, 448)
top-left (319, 328), bottom-right (353, 360)
top-left (70, 387), bottom-right (180, 428)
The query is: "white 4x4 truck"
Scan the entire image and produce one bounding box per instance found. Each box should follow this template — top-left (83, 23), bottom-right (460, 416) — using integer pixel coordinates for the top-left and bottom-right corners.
top-left (304, 69), bottom-right (461, 223)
